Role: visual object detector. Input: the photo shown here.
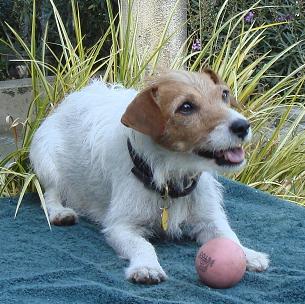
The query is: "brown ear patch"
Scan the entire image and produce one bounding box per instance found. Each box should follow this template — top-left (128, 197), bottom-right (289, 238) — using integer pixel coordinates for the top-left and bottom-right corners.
top-left (202, 68), bottom-right (220, 84)
top-left (121, 87), bottom-right (165, 139)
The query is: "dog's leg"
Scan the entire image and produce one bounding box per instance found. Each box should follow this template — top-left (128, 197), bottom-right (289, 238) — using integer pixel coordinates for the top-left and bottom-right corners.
top-left (241, 247), bottom-right (270, 272)
top-left (44, 188), bottom-right (78, 226)
top-left (192, 210), bottom-right (269, 272)
top-left (190, 178), bottom-right (269, 272)
top-left (104, 225), bottom-right (167, 284)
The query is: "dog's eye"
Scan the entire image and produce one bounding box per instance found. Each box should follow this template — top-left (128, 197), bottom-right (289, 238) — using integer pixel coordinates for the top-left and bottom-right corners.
top-left (176, 101), bottom-right (196, 115)
top-left (222, 90), bottom-right (230, 103)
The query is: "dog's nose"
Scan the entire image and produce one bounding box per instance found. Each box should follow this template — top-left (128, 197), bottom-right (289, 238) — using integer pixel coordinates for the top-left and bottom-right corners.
top-left (230, 119), bottom-right (250, 140)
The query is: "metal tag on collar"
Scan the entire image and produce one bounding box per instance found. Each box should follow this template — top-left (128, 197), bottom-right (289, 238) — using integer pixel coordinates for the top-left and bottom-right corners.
top-left (161, 184), bottom-right (169, 231)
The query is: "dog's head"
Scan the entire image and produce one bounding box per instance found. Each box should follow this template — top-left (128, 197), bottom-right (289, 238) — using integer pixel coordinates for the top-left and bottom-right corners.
top-left (121, 69), bottom-right (251, 172)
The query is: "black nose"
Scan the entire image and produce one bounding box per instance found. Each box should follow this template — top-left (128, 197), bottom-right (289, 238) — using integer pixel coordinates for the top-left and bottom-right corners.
top-left (230, 119), bottom-right (250, 140)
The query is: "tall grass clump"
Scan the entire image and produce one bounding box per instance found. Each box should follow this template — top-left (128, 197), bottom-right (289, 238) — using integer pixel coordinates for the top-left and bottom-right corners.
top-left (0, 0), bottom-right (304, 207)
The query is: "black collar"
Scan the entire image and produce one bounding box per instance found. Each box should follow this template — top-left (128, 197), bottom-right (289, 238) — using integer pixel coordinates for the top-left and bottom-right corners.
top-left (127, 138), bottom-right (200, 199)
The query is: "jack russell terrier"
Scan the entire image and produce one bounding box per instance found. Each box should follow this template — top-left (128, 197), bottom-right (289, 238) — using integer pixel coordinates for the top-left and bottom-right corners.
top-left (30, 69), bottom-right (269, 284)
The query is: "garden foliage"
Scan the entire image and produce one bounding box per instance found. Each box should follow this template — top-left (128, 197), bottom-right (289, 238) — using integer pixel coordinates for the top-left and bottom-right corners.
top-left (0, 0), bottom-right (115, 79)
top-left (188, 0), bottom-right (305, 85)
top-left (0, 0), bottom-right (304, 207)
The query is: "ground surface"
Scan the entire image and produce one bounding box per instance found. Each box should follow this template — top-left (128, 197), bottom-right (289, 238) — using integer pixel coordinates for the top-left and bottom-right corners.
top-left (0, 178), bottom-right (304, 304)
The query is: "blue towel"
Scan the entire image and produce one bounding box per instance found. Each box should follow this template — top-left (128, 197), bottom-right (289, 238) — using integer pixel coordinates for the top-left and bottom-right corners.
top-left (1, 178), bottom-right (304, 304)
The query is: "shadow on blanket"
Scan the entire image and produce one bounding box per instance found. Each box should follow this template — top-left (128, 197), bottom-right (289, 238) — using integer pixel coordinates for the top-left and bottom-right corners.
top-left (1, 178), bottom-right (305, 304)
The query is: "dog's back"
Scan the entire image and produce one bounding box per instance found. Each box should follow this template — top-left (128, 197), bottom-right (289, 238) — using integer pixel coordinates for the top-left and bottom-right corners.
top-left (30, 81), bottom-right (138, 220)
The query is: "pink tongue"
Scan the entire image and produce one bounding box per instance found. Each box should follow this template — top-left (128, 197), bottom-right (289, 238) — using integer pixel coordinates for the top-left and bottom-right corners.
top-left (224, 147), bottom-right (245, 163)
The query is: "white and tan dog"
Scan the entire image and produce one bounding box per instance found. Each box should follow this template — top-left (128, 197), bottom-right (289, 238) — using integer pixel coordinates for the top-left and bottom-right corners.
top-left (30, 70), bottom-right (269, 284)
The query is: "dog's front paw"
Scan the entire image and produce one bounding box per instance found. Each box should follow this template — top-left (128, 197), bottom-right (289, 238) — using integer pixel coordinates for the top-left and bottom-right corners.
top-left (243, 247), bottom-right (269, 272)
top-left (126, 264), bottom-right (167, 284)
top-left (49, 207), bottom-right (78, 226)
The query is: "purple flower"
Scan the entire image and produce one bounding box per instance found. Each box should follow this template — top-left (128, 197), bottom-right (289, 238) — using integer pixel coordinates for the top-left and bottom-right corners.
top-left (192, 39), bottom-right (201, 52)
top-left (275, 16), bottom-right (285, 22)
top-left (274, 14), bottom-right (294, 22)
top-left (244, 11), bottom-right (255, 23)
top-left (286, 14), bottom-right (293, 21)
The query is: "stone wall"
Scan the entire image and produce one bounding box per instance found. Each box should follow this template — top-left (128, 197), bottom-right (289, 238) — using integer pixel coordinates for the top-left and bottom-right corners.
top-left (0, 78), bottom-right (33, 131)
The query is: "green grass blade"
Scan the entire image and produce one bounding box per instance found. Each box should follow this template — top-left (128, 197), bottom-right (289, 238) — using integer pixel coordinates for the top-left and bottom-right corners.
top-left (14, 174), bottom-right (36, 218)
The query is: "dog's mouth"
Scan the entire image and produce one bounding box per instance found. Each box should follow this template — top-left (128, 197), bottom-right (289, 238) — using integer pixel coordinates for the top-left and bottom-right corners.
top-left (196, 145), bottom-right (245, 166)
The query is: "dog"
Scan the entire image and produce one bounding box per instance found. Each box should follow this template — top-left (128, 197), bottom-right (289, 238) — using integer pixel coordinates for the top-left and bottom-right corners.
top-left (29, 69), bottom-right (269, 284)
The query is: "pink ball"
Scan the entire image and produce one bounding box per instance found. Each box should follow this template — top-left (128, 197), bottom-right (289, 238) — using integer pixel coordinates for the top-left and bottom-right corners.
top-left (195, 237), bottom-right (246, 289)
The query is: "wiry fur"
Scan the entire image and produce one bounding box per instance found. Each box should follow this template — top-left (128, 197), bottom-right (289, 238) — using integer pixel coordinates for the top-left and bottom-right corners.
top-left (30, 72), bottom-right (269, 284)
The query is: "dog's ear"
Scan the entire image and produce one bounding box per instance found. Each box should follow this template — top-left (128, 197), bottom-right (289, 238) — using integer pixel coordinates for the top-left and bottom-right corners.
top-left (202, 68), bottom-right (220, 84)
top-left (121, 86), bottom-right (165, 139)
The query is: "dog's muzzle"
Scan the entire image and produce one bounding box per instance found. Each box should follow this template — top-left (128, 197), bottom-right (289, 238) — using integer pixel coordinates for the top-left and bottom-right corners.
top-left (196, 146), bottom-right (245, 166)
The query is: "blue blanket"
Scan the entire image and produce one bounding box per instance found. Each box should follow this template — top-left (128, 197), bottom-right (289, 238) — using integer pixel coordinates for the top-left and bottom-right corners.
top-left (1, 178), bottom-right (305, 304)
